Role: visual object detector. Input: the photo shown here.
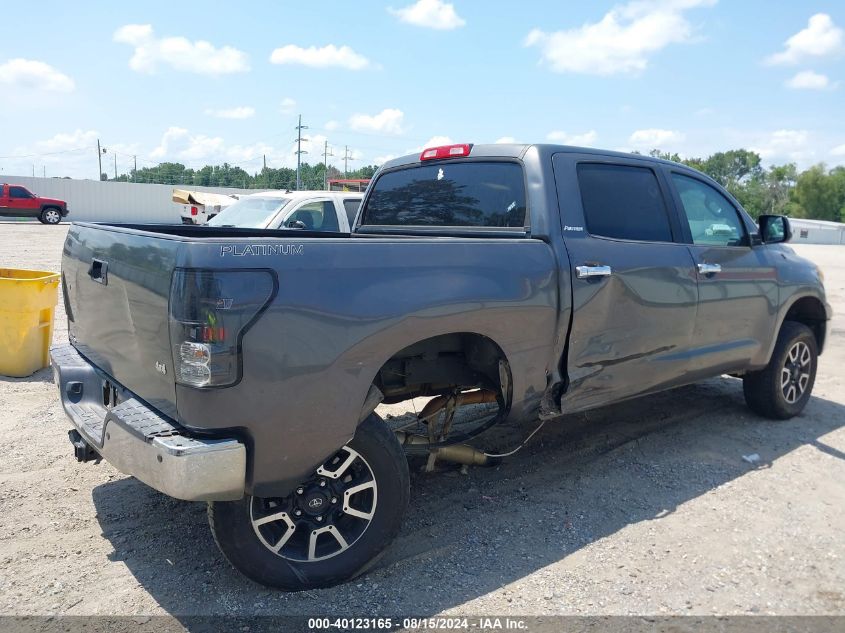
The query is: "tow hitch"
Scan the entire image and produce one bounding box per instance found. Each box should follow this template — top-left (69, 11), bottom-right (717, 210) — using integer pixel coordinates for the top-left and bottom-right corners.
top-left (68, 429), bottom-right (100, 463)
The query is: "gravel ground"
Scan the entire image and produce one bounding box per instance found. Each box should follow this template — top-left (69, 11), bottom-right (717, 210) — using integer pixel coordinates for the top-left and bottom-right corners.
top-left (0, 220), bottom-right (843, 617)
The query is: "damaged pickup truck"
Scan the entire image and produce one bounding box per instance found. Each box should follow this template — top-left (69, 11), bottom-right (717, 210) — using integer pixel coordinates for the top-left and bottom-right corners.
top-left (52, 143), bottom-right (830, 590)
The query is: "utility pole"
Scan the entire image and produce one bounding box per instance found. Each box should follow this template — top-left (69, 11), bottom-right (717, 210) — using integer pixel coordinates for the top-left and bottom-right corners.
top-left (43, 166), bottom-right (46, 178)
top-left (97, 139), bottom-right (103, 181)
top-left (295, 114), bottom-right (308, 190)
top-left (323, 140), bottom-right (334, 190)
top-left (344, 146), bottom-right (356, 179)
top-left (133, 155), bottom-right (137, 183)
top-left (32, 165), bottom-right (35, 177)
top-left (114, 154), bottom-right (117, 180)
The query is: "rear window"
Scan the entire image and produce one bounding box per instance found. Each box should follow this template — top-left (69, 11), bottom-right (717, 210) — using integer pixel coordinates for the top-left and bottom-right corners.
top-left (577, 163), bottom-right (672, 242)
top-left (361, 162), bottom-right (526, 228)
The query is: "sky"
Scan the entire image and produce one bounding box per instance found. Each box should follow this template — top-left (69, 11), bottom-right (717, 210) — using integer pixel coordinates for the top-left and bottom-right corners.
top-left (1, 0), bottom-right (844, 180)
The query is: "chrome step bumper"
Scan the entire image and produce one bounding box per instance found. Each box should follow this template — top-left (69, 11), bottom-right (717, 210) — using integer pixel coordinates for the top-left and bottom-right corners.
top-left (50, 344), bottom-right (246, 501)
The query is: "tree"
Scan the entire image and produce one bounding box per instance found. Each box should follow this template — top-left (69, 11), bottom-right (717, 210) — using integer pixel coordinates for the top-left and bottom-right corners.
top-left (790, 165), bottom-right (844, 222)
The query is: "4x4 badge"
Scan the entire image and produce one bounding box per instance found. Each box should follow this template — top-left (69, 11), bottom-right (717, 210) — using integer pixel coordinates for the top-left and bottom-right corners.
top-left (155, 361), bottom-right (167, 375)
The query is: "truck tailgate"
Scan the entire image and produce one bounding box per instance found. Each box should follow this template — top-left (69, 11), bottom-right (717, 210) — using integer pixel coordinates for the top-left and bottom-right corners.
top-left (62, 224), bottom-right (179, 417)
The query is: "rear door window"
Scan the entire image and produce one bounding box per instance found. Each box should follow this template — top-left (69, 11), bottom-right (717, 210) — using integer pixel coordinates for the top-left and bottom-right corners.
top-left (343, 199), bottom-right (361, 227)
top-left (577, 163), bottom-right (673, 242)
top-left (361, 162), bottom-right (526, 228)
top-left (285, 200), bottom-right (340, 232)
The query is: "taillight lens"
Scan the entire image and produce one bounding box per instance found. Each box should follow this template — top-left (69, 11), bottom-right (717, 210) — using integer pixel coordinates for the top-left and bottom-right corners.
top-left (191, 206), bottom-right (198, 216)
top-left (169, 269), bottom-right (275, 388)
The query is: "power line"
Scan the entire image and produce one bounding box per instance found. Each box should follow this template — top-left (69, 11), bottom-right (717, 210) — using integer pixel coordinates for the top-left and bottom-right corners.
top-left (295, 114), bottom-right (308, 191)
top-left (344, 145), bottom-right (356, 178)
top-left (323, 140), bottom-right (334, 190)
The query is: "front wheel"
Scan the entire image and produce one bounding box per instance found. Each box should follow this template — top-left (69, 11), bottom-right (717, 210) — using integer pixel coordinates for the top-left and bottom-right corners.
top-left (743, 321), bottom-right (818, 419)
top-left (209, 413), bottom-right (409, 590)
top-left (40, 208), bottom-right (62, 224)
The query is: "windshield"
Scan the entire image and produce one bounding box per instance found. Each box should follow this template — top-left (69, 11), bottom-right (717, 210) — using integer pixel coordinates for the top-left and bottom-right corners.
top-left (207, 197), bottom-right (291, 228)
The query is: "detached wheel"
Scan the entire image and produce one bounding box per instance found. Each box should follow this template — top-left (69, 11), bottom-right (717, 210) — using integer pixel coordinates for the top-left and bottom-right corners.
top-left (209, 413), bottom-right (409, 590)
top-left (40, 208), bottom-right (62, 224)
top-left (743, 321), bottom-right (817, 419)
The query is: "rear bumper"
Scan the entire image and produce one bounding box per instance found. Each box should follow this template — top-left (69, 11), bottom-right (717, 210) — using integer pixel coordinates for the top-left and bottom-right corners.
top-left (50, 344), bottom-right (246, 501)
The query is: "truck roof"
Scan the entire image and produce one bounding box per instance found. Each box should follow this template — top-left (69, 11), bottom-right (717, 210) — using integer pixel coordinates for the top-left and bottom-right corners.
top-left (381, 143), bottom-right (689, 171)
top-left (243, 190), bottom-right (364, 200)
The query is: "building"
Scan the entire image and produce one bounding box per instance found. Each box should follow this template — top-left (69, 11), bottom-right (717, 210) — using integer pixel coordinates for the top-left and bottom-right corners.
top-left (789, 218), bottom-right (845, 245)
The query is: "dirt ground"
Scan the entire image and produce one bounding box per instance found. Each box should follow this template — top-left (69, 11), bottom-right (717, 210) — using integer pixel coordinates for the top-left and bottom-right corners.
top-left (0, 220), bottom-right (843, 617)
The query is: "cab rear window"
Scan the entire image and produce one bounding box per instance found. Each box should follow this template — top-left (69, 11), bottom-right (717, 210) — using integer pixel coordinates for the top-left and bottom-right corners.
top-left (361, 162), bottom-right (526, 228)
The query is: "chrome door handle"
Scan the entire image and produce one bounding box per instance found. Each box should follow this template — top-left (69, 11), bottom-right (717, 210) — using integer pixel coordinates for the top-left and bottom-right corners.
top-left (576, 265), bottom-right (612, 279)
top-left (697, 263), bottom-right (722, 275)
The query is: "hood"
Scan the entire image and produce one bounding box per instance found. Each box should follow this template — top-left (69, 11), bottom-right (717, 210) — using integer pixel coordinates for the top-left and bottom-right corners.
top-left (39, 196), bottom-right (66, 206)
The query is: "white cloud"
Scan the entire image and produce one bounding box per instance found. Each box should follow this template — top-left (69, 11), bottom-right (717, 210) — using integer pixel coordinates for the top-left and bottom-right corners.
top-left (113, 24), bottom-right (249, 75)
top-left (832, 143), bottom-right (845, 157)
top-left (269, 44), bottom-right (370, 70)
top-left (348, 108), bottom-right (405, 135)
top-left (411, 136), bottom-right (454, 152)
top-left (495, 136), bottom-right (518, 144)
top-left (524, 0), bottom-right (716, 75)
top-left (785, 70), bottom-right (831, 90)
top-left (388, 0), bottom-right (466, 30)
top-left (325, 120), bottom-right (340, 131)
top-left (147, 126), bottom-right (337, 171)
top-left (280, 97), bottom-right (297, 114)
top-left (374, 154), bottom-right (398, 164)
top-left (546, 130), bottom-right (599, 146)
top-left (204, 106), bottom-right (255, 119)
top-left (0, 58), bottom-right (74, 92)
top-left (33, 129), bottom-right (99, 153)
top-left (751, 129), bottom-right (814, 164)
top-left (694, 107), bottom-right (715, 116)
top-left (765, 13), bottom-right (844, 66)
top-left (629, 128), bottom-right (685, 147)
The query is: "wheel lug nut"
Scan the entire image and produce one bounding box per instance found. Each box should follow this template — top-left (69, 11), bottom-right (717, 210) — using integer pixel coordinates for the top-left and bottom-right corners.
top-left (294, 509), bottom-right (302, 516)
top-left (316, 516), bottom-right (323, 522)
top-left (319, 480), bottom-right (326, 487)
top-left (296, 487), bottom-right (304, 495)
top-left (331, 497), bottom-right (338, 504)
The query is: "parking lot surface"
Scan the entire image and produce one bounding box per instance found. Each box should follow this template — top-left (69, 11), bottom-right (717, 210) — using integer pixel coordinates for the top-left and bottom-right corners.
top-left (0, 221), bottom-right (843, 616)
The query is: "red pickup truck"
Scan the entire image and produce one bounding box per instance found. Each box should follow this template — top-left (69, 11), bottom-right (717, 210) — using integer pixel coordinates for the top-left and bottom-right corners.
top-left (0, 183), bottom-right (69, 224)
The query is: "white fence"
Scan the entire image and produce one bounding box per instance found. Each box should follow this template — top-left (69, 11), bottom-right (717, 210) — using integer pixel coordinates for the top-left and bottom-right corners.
top-left (790, 219), bottom-right (845, 245)
top-left (1, 176), bottom-right (255, 223)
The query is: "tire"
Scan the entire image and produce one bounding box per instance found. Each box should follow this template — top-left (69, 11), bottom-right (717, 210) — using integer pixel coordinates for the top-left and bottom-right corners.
top-left (743, 321), bottom-right (818, 419)
top-left (40, 208), bottom-right (62, 224)
top-left (209, 413), bottom-right (409, 590)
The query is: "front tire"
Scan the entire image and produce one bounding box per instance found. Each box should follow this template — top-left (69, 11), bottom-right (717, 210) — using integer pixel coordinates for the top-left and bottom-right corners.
top-left (743, 321), bottom-right (818, 419)
top-left (209, 413), bottom-right (409, 590)
top-left (40, 208), bottom-right (62, 224)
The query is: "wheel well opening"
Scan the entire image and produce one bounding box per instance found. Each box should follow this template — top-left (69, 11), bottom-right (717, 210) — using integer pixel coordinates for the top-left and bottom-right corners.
top-left (374, 333), bottom-right (511, 407)
top-left (785, 297), bottom-right (827, 352)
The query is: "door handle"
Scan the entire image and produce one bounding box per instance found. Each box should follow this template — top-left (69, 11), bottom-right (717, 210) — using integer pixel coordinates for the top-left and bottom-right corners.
top-left (697, 263), bottom-right (722, 275)
top-left (89, 259), bottom-right (108, 285)
top-left (576, 265), bottom-right (612, 279)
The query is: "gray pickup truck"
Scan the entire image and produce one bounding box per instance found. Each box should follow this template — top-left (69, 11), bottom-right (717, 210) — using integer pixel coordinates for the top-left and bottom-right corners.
top-left (52, 143), bottom-right (830, 591)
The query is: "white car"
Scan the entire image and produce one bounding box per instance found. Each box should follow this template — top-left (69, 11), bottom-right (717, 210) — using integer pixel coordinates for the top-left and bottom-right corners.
top-left (207, 190), bottom-right (364, 232)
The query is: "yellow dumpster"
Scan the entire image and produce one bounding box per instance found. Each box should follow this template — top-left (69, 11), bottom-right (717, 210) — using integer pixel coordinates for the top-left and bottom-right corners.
top-left (0, 269), bottom-right (61, 377)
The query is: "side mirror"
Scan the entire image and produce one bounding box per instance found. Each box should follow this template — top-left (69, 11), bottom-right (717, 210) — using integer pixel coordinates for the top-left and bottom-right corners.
top-left (286, 219), bottom-right (306, 229)
top-left (758, 214), bottom-right (792, 244)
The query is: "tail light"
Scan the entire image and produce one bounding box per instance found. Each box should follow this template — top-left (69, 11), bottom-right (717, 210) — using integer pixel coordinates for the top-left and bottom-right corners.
top-left (169, 269), bottom-right (275, 388)
top-left (191, 206), bottom-right (199, 216)
top-left (420, 143), bottom-right (472, 161)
